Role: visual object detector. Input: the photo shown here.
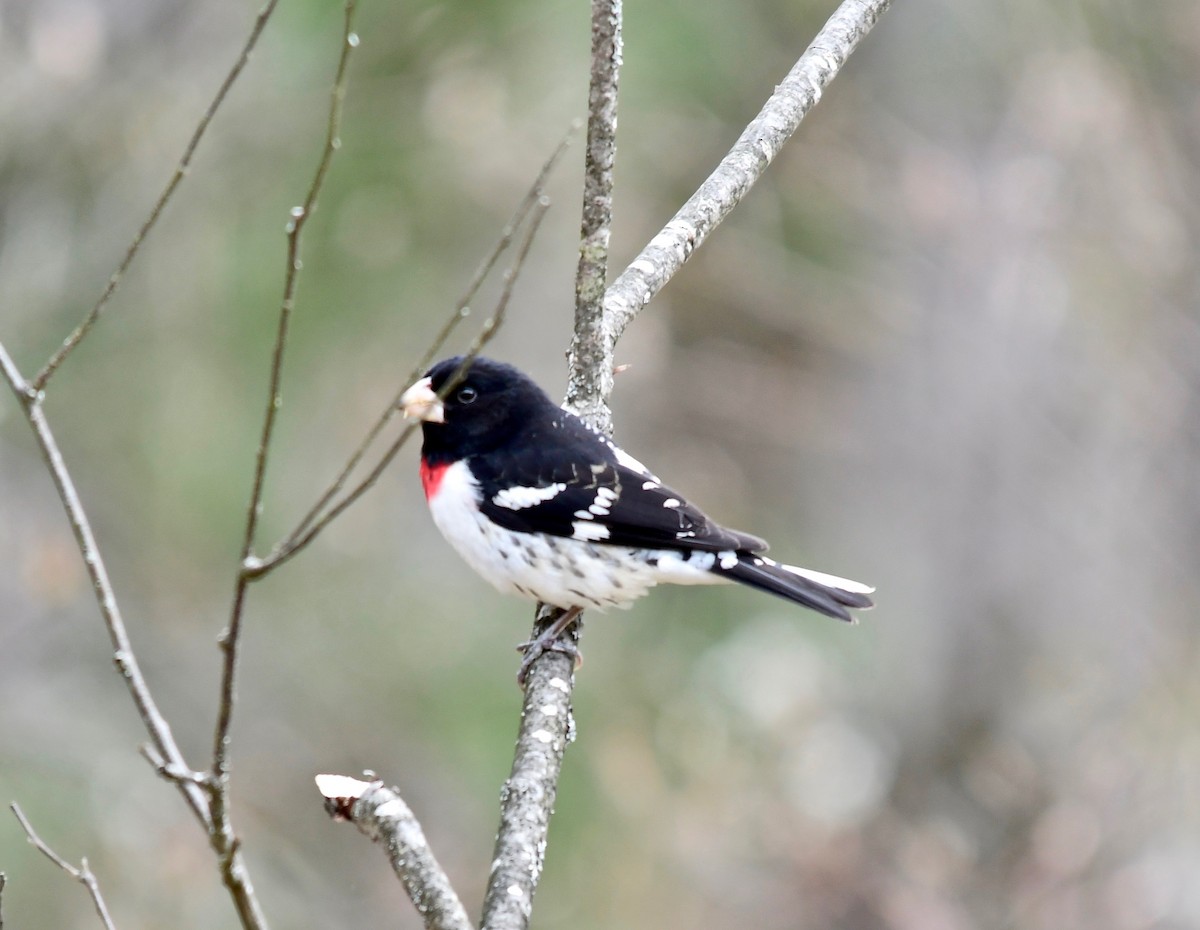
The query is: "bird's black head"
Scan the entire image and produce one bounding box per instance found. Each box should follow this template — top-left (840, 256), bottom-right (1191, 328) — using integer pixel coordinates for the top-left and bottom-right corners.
top-left (401, 356), bottom-right (557, 459)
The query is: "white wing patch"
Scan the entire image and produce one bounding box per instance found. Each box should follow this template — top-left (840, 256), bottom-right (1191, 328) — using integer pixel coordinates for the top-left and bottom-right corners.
top-left (571, 521), bottom-right (610, 542)
top-left (612, 444), bottom-right (655, 477)
top-left (662, 498), bottom-right (681, 508)
top-left (588, 486), bottom-right (618, 516)
top-left (492, 482), bottom-right (567, 510)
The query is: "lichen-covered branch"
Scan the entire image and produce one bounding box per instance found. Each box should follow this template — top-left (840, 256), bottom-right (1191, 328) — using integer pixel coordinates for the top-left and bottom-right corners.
top-left (602, 0), bottom-right (892, 369)
top-left (480, 1), bottom-right (892, 927)
top-left (480, 610), bottom-right (580, 930)
top-left (480, 4), bottom-right (622, 929)
top-left (317, 777), bottom-right (475, 930)
top-left (565, 0), bottom-right (623, 433)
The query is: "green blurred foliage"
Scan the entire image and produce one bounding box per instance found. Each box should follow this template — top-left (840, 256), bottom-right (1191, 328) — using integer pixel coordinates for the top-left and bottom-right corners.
top-left (2, 0), bottom-right (1199, 928)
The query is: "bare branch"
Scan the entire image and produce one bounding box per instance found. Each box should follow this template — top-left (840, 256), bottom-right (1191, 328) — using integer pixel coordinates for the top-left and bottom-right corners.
top-left (483, 5), bottom-right (622, 930)
top-left (0, 341), bottom-right (211, 830)
top-left (277, 127), bottom-right (577, 555)
top-left (602, 0), bottom-right (892, 373)
top-left (207, 5), bottom-right (360, 927)
top-left (11, 804), bottom-right (118, 930)
top-left (249, 194), bottom-right (551, 578)
top-left (565, 0), bottom-right (623, 434)
top-left (317, 776), bottom-right (475, 930)
top-left (139, 744), bottom-right (214, 790)
top-left (481, 613), bottom-right (580, 930)
top-left (31, 0), bottom-right (282, 392)
top-left (483, 2), bottom-right (894, 927)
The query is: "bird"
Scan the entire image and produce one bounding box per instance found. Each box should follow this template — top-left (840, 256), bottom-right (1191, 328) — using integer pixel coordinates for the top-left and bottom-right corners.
top-left (400, 355), bottom-right (873, 682)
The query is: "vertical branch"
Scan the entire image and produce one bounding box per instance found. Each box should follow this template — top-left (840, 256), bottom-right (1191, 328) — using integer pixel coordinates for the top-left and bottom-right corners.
top-left (208, 3), bottom-right (358, 926)
top-left (482, 4), bottom-right (622, 930)
top-left (565, 0), bottom-right (623, 434)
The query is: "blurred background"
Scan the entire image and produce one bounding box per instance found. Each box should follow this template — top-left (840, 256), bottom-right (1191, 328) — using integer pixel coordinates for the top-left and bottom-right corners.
top-left (2, 0), bottom-right (1198, 927)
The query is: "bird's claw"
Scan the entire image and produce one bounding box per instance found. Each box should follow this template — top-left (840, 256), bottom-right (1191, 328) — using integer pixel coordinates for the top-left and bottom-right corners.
top-left (515, 637), bottom-right (581, 687)
top-left (515, 606), bottom-right (584, 687)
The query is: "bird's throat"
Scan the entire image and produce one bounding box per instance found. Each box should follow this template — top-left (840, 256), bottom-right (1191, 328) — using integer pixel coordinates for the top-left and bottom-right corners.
top-left (420, 458), bottom-right (450, 500)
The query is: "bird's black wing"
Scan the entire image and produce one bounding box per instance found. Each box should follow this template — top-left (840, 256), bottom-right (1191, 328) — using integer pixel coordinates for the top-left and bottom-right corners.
top-left (469, 417), bottom-right (767, 553)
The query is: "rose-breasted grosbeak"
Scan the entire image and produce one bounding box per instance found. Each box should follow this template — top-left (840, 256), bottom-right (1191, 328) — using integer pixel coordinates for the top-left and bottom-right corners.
top-left (401, 356), bottom-right (873, 680)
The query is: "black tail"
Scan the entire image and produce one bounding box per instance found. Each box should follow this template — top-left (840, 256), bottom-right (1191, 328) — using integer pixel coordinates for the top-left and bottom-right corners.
top-left (720, 555), bottom-right (874, 622)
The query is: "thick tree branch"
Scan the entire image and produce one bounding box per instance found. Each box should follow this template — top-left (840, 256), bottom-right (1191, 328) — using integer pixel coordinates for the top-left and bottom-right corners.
top-left (317, 776), bottom-right (475, 930)
top-left (11, 804), bottom-right (118, 930)
top-left (482, 5), bottom-right (622, 930)
top-left (565, 0), bottom-right (623, 432)
top-left (480, 612), bottom-right (581, 930)
top-left (31, 0), bottom-right (282, 392)
top-left (482, 1), bottom-right (891, 927)
top-left (601, 0), bottom-right (891, 379)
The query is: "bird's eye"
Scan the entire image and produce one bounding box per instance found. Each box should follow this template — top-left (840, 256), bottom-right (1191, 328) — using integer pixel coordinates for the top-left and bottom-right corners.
top-left (456, 385), bottom-right (478, 404)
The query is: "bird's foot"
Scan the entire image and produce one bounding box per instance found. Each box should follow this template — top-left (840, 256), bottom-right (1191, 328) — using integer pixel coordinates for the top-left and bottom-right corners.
top-left (515, 606), bottom-right (583, 687)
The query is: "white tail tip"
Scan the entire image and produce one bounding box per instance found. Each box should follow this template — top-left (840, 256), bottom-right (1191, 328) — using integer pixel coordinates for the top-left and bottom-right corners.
top-left (781, 564), bottom-right (875, 595)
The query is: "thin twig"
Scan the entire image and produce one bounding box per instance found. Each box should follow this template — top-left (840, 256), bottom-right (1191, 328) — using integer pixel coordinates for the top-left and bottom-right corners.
top-left (207, 6), bottom-right (359, 929)
top-left (140, 743), bottom-right (214, 789)
top-left (281, 126), bottom-right (578, 550)
top-left (316, 776), bottom-right (475, 930)
top-left (0, 342), bottom-right (212, 829)
top-left (250, 195), bottom-right (551, 578)
top-left (601, 0), bottom-right (891, 367)
top-left (11, 804), bottom-right (118, 930)
top-left (482, 5), bottom-right (621, 930)
top-left (31, 0), bottom-right (282, 392)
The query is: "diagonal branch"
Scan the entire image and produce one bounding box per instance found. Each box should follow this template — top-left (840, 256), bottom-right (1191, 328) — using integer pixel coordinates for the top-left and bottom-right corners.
top-left (601, 0), bottom-right (892, 380)
top-left (12, 803), bottom-right (118, 930)
top-left (263, 127), bottom-right (576, 568)
top-left (0, 342), bottom-right (211, 830)
top-left (317, 777), bottom-right (475, 930)
top-left (247, 194), bottom-right (550, 579)
top-left (31, 0), bottom-right (282, 392)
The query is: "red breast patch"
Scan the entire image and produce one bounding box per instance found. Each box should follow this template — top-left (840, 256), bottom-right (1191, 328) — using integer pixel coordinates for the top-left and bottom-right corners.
top-left (420, 459), bottom-right (449, 500)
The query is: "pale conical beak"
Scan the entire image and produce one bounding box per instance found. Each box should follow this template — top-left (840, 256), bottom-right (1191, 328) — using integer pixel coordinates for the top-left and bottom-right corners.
top-left (399, 376), bottom-right (445, 423)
